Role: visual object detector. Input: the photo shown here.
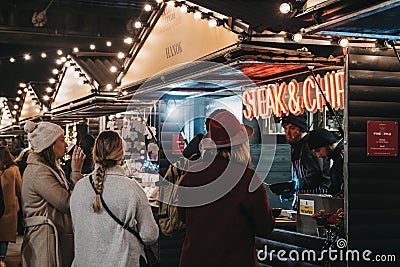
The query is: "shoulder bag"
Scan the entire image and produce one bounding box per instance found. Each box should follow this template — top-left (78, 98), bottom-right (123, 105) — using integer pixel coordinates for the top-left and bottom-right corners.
top-left (89, 175), bottom-right (160, 267)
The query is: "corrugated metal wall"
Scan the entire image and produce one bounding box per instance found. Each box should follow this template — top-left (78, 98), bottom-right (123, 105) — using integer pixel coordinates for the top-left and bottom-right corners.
top-left (347, 47), bottom-right (400, 264)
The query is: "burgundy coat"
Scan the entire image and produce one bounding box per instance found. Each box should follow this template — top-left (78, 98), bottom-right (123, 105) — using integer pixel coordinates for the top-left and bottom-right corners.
top-left (178, 157), bottom-right (275, 267)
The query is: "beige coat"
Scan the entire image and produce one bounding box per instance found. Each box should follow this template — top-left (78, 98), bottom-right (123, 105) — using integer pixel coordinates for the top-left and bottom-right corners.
top-left (21, 153), bottom-right (82, 267)
top-left (0, 165), bottom-right (22, 242)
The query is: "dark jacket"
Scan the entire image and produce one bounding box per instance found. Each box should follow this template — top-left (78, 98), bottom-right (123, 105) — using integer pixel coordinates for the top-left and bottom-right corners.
top-left (329, 139), bottom-right (344, 196)
top-left (178, 156), bottom-right (275, 267)
top-left (291, 135), bottom-right (330, 193)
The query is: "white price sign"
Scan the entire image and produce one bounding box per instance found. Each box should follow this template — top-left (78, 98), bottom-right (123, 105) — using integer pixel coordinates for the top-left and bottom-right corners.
top-left (299, 199), bottom-right (315, 216)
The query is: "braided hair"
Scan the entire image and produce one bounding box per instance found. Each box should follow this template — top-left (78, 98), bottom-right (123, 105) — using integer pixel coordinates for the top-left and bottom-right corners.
top-left (92, 130), bottom-right (124, 212)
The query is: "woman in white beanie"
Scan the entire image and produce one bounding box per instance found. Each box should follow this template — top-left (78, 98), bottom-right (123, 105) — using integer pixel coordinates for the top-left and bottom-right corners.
top-left (21, 121), bottom-right (86, 267)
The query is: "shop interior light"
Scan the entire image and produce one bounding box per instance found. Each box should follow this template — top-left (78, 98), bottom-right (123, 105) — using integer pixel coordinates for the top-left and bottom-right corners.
top-left (110, 66), bottom-right (117, 73)
top-left (106, 41), bottom-right (112, 47)
top-left (124, 37), bottom-right (133, 44)
top-left (57, 50), bottom-right (63, 55)
top-left (279, 2), bottom-right (292, 14)
top-left (16, 97), bottom-right (20, 102)
top-left (41, 52), bottom-right (47, 58)
top-left (338, 38), bottom-right (349, 47)
top-left (293, 33), bottom-right (303, 42)
top-left (13, 105), bottom-right (18, 109)
top-left (52, 69), bottom-right (59, 75)
top-left (24, 88), bottom-right (29, 93)
top-left (167, 1), bottom-right (174, 8)
top-left (56, 59), bottom-right (62, 65)
top-left (10, 57), bottom-right (15, 63)
top-left (61, 56), bottom-right (67, 62)
top-left (19, 83), bottom-right (26, 88)
top-left (73, 47), bottom-right (79, 53)
top-left (46, 87), bottom-right (52, 93)
top-left (180, 5), bottom-right (187, 13)
top-left (144, 4), bottom-right (152, 11)
top-left (24, 54), bottom-right (31, 60)
top-left (134, 21), bottom-right (142, 29)
top-left (43, 95), bottom-right (50, 101)
top-left (49, 78), bottom-right (56, 84)
top-left (90, 44), bottom-right (96, 50)
top-left (17, 90), bottom-right (22, 94)
top-left (208, 18), bottom-right (217, 28)
top-left (117, 52), bottom-right (125, 59)
top-left (194, 11), bottom-right (202, 20)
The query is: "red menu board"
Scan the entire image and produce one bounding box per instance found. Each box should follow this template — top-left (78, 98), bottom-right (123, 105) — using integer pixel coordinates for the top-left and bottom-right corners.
top-left (172, 133), bottom-right (185, 155)
top-left (367, 121), bottom-right (398, 157)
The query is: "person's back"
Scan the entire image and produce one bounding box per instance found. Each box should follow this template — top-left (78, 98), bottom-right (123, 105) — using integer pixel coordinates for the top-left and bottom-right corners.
top-left (70, 130), bottom-right (159, 267)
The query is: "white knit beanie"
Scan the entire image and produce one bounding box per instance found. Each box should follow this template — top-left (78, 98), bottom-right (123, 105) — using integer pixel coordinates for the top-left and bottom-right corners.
top-left (24, 121), bottom-right (64, 153)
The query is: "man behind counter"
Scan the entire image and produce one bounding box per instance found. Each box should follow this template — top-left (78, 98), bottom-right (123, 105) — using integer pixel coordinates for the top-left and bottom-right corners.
top-left (308, 128), bottom-right (344, 198)
top-left (281, 112), bottom-right (330, 200)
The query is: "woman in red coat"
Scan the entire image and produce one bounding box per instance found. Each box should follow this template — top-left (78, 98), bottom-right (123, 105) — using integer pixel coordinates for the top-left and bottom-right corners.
top-left (178, 110), bottom-right (275, 267)
top-left (0, 146), bottom-right (22, 267)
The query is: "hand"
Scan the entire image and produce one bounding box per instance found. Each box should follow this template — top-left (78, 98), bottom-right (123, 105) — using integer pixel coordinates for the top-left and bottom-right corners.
top-left (71, 146), bottom-right (86, 173)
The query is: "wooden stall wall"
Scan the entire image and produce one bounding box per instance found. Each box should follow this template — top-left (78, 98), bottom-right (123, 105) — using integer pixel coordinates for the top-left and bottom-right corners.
top-left (347, 47), bottom-right (400, 263)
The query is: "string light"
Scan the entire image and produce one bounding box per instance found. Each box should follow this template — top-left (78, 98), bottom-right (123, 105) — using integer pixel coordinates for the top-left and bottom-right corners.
top-left (9, 57), bottom-right (15, 63)
top-left (57, 50), bottom-right (63, 55)
top-left (73, 47), bottom-right (79, 53)
top-left (24, 54), bottom-right (31, 60)
top-left (106, 41), bottom-right (112, 47)
top-left (41, 52), bottom-right (47, 58)
top-left (144, 4), bottom-right (152, 11)
top-left (90, 44), bottom-right (96, 50)
top-left (117, 52), bottom-right (125, 59)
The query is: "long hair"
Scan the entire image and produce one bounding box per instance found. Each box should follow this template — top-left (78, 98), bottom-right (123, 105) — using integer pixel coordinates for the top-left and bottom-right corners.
top-left (92, 130), bottom-right (124, 212)
top-left (204, 141), bottom-right (252, 167)
top-left (0, 146), bottom-right (16, 171)
top-left (38, 145), bottom-right (59, 172)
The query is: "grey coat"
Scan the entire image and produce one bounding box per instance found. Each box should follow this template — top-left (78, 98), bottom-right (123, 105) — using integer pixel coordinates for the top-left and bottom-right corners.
top-left (70, 165), bottom-right (159, 267)
top-left (21, 153), bottom-right (83, 267)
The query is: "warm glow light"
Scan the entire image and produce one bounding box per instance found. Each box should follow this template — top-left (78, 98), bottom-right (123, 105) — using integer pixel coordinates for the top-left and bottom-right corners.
top-left (110, 66), bottom-right (117, 73)
top-left (43, 95), bottom-right (50, 101)
top-left (61, 57), bottom-right (67, 62)
top-left (124, 37), bottom-right (133, 44)
top-left (10, 57), bottom-right (15, 63)
top-left (134, 21), bottom-right (142, 28)
top-left (23, 88), bottom-right (28, 92)
top-left (56, 59), bottom-right (62, 65)
top-left (117, 52), bottom-right (125, 59)
top-left (41, 52), bottom-right (47, 58)
top-left (73, 47), bottom-right (79, 53)
top-left (19, 83), bottom-right (26, 88)
top-left (24, 54), bottom-right (31, 60)
top-left (144, 4), bottom-right (152, 11)
top-left (52, 69), bottom-right (59, 75)
top-left (167, 1), bottom-right (174, 8)
top-left (339, 38), bottom-right (349, 47)
top-left (16, 97), bottom-right (20, 102)
top-left (208, 18), bottom-right (217, 28)
top-left (293, 33), bottom-right (303, 42)
top-left (57, 50), bottom-right (63, 55)
top-left (106, 84), bottom-right (113, 90)
top-left (49, 78), bottom-right (56, 84)
top-left (156, 0), bottom-right (163, 3)
top-left (280, 3), bottom-right (292, 14)
top-left (90, 44), bottom-right (96, 50)
top-left (12, 111), bottom-right (16, 115)
top-left (180, 5), bottom-right (187, 13)
top-left (46, 87), bottom-right (52, 93)
top-left (194, 11), bottom-right (202, 20)
top-left (106, 41), bottom-right (112, 47)
top-left (14, 105), bottom-right (18, 109)
top-left (122, 90), bottom-right (128, 95)
top-left (17, 90), bottom-right (22, 94)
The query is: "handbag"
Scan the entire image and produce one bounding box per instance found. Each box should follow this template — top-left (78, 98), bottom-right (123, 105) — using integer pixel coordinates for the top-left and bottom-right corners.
top-left (89, 175), bottom-right (160, 267)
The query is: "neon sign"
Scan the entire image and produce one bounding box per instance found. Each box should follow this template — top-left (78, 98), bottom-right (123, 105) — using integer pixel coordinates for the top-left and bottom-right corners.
top-left (243, 71), bottom-right (344, 120)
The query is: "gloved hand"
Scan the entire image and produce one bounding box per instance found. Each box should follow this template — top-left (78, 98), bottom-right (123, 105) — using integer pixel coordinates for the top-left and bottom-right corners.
top-left (291, 177), bottom-right (300, 191)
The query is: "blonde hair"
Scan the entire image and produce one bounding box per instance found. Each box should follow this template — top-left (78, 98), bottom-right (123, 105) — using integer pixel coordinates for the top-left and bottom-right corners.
top-left (205, 141), bottom-right (252, 167)
top-left (92, 130), bottom-right (124, 212)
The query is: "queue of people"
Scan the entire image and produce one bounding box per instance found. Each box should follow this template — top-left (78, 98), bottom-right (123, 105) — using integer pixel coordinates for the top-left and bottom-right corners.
top-left (0, 109), bottom-right (344, 267)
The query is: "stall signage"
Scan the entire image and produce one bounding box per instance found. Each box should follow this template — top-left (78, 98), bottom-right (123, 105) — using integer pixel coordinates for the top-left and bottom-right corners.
top-left (299, 199), bottom-right (315, 216)
top-left (172, 133), bottom-right (185, 155)
top-left (367, 120), bottom-right (398, 157)
top-left (243, 71), bottom-right (344, 120)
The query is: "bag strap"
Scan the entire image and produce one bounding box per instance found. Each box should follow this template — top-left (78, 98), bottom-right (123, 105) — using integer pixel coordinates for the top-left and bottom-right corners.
top-left (89, 175), bottom-right (145, 246)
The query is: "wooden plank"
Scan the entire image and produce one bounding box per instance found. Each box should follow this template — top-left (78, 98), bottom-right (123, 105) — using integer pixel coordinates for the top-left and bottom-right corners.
top-left (349, 100), bottom-right (400, 117)
top-left (348, 54), bottom-right (400, 72)
top-left (349, 85), bottom-right (400, 102)
top-left (349, 69), bottom-right (400, 87)
top-left (348, 116), bottom-right (400, 132)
